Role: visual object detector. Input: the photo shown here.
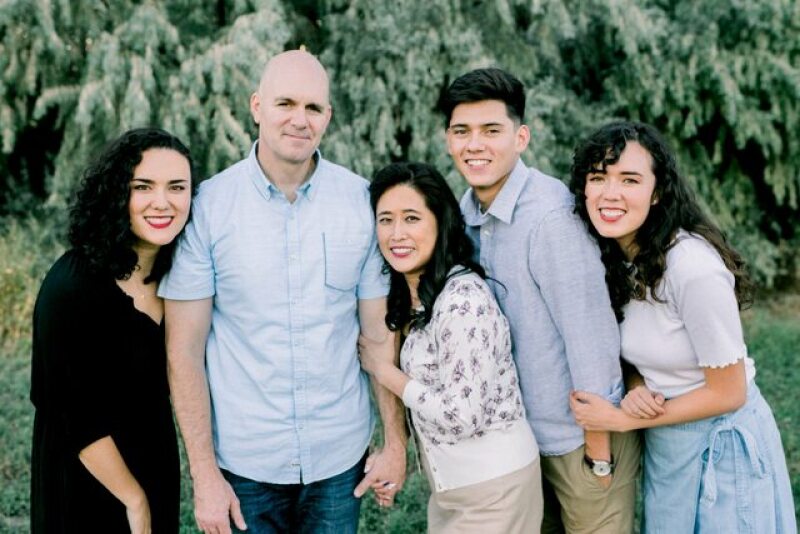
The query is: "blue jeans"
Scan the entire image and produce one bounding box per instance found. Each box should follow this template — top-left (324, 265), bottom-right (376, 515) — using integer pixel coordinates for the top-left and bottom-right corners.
top-left (222, 452), bottom-right (366, 534)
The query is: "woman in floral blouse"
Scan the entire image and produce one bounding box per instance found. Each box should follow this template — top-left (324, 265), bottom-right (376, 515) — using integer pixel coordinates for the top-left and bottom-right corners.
top-left (358, 162), bottom-right (542, 533)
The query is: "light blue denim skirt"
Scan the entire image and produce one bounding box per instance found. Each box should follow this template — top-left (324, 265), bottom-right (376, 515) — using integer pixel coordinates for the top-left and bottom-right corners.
top-left (642, 383), bottom-right (796, 533)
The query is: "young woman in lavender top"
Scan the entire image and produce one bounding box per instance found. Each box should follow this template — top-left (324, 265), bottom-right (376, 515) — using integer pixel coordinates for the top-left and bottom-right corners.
top-left (568, 121), bottom-right (795, 533)
top-left (358, 162), bottom-right (542, 533)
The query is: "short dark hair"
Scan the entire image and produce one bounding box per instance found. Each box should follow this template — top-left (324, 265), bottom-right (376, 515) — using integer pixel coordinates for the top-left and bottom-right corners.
top-left (569, 121), bottom-right (753, 320)
top-left (68, 127), bottom-right (196, 283)
top-left (438, 68), bottom-right (526, 127)
top-left (369, 162), bottom-right (484, 331)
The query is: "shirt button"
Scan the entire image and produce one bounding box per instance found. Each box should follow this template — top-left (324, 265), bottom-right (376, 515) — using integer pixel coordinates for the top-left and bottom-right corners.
top-left (296, 384), bottom-right (303, 390)
top-left (483, 229), bottom-right (491, 236)
top-left (298, 423), bottom-right (305, 429)
top-left (289, 254), bottom-right (298, 261)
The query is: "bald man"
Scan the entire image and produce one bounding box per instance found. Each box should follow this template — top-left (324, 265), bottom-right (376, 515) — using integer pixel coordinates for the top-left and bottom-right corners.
top-left (159, 50), bottom-right (407, 534)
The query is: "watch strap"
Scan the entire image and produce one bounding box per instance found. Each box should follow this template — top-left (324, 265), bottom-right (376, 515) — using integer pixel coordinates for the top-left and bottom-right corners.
top-left (584, 455), bottom-right (615, 475)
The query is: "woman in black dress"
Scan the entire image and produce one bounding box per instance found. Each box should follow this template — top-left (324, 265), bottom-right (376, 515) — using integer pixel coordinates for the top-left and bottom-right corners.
top-left (30, 128), bottom-right (194, 533)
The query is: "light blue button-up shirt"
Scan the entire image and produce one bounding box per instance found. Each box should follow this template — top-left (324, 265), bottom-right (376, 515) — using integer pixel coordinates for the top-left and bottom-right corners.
top-left (159, 143), bottom-right (388, 483)
top-left (460, 159), bottom-right (622, 456)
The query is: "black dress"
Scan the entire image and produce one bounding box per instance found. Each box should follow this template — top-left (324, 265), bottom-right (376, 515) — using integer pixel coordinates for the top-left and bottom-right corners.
top-left (30, 250), bottom-right (179, 533)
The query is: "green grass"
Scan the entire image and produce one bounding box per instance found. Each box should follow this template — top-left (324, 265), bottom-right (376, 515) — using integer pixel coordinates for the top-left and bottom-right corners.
top-left (742, 298), bottom-right (800, 514)
top-left (1, 216), bottom-right (798, 532)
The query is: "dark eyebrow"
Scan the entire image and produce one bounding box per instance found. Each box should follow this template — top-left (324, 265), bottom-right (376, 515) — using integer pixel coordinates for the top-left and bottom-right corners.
top-left (448, 121), bottom-right (505, 129)
top-left (130, 177), bottom-right (189, 184)
top-left (620, 171), bottom-right (644, 177)
top-left (377, 208), bottom-right (422, 216)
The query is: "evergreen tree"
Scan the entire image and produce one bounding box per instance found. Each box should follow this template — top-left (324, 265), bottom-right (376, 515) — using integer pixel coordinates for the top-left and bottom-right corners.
top-left (1, 0), bottom-right (798, 284)
top-left (318, 0), bottom-right (490, 191)
top-left (2, 0), bottom-right (291, 207)
top-left (0, 0), bottom-right (131, 205)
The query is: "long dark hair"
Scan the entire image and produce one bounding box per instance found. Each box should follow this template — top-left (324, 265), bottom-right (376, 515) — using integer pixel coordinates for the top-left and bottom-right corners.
top-left (370, 162), bottom-right (485, 331)
top-left (569, 121), bottom-right (754, 321)
top-left (68, 127), bottom-right (195, 283)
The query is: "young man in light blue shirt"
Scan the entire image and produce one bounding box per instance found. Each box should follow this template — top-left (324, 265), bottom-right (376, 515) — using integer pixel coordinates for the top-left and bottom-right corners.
top-left (160, 50), bottom-right (406, 534)
top-left (441, 68), bottom-right (641, 533)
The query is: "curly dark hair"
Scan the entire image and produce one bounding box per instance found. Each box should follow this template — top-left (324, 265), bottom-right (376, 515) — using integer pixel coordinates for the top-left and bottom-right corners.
top-left (569, 121), bottom-right (754, 321)
top-left (370, 162), bottom-right (485, 331)
top-left (68, 127), bottom-right (195, 283)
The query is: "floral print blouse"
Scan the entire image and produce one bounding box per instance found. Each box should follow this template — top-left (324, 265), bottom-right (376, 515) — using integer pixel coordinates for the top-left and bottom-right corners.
top-left (400, 269), bottom-right (526, 446)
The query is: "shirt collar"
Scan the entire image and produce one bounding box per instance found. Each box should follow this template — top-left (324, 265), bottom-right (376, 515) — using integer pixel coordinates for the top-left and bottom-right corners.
top-left (462, 158), bottom-right (528, 226)
top-left (247, 141), bottom-right (322, 201)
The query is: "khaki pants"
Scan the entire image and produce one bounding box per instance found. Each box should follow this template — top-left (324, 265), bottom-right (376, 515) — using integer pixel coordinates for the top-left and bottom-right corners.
top-left (427, 458), bottom-right (544, 534)
top-left (540, 431), bottom-right (641, 534)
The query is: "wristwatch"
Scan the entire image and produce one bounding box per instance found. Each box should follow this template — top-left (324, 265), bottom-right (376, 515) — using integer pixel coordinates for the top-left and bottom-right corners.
top-left (584, 455), bottom-right (615, 477)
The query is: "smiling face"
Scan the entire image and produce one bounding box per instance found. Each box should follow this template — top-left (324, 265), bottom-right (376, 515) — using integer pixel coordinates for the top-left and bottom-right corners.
top-left (250, 51), bottom-right (332, 169)
top-left (583, 141), bottom-right (658, 258)
top-left (375, 184), bottom-right (438, 282)
top-left (128, 148), bottom-right (192, 253)
top-left (446, 99), bottom-right (530, 210)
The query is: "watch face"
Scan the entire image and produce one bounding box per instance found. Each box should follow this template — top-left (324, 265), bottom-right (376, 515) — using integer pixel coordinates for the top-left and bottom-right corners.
top-left (591, 462), bottom-right (612, 477)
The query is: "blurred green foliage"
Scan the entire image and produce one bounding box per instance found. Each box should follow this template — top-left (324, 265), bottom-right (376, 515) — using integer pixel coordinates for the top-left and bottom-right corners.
top-left (0, 0), bottom-right (798, 285)
top-left (0, 211), bottom-right (64, 356)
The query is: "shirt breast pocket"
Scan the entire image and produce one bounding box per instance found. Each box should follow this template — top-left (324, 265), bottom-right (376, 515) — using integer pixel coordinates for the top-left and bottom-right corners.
top-left (323, 232), bottom-right (371, 291)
